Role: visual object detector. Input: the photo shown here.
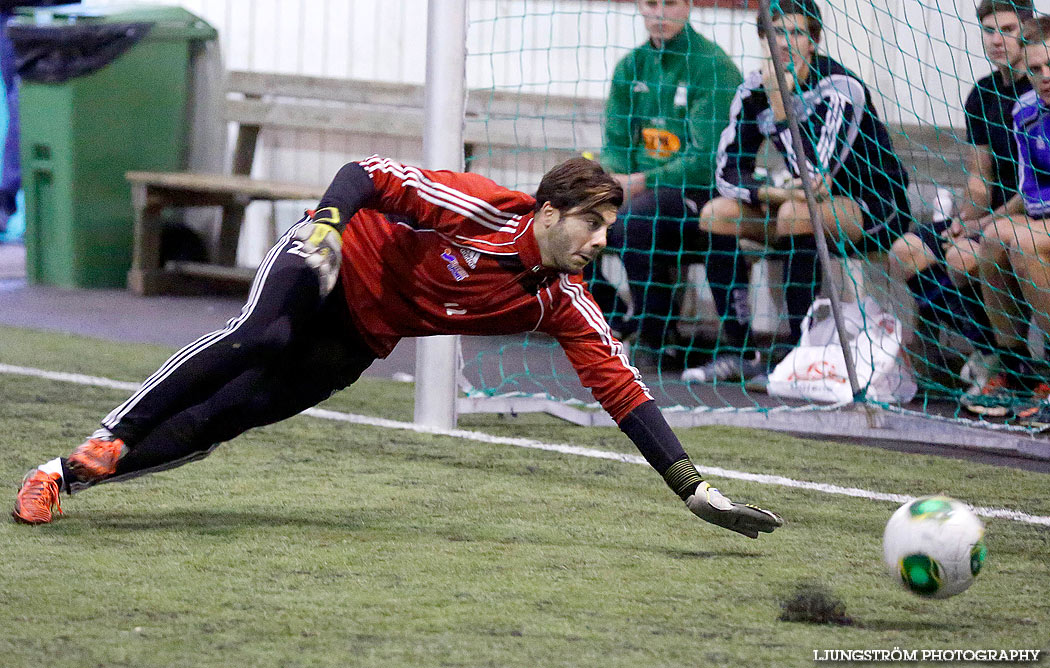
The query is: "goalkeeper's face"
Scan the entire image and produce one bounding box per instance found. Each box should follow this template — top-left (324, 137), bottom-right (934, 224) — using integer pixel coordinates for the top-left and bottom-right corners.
top-left (1025, 42), bottom-right (1050, 104)
top-left (534, 202), bottom-right (618, 272)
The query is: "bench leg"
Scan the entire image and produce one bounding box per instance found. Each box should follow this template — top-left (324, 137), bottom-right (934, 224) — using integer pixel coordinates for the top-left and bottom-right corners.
top-left (127, 185), bottom-right (169, 295)
top-left (215, 201), bottom-right (247, 267)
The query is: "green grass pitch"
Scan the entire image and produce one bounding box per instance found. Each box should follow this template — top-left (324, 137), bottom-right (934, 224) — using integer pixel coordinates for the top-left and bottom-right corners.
top-left (1, 326), bottom-right (1048, 667)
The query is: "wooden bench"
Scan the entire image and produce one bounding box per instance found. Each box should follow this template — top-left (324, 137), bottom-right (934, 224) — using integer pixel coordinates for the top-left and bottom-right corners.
top-left (125, 67), bottom-right (964, 296)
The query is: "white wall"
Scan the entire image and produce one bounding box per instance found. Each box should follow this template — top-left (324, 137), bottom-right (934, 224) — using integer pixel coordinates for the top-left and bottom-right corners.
top-left (79, 0), bottom-right (1049, 125)
top-left (78, 0), bottom-right (1044, 130)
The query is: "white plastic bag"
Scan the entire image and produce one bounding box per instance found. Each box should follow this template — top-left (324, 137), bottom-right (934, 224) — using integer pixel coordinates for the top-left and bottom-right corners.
top-left (766, 297), bottom-right (917, 404)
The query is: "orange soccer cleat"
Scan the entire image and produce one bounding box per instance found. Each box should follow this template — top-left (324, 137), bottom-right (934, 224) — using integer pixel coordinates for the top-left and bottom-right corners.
top-left (67, 436), bottom-right (127, 482)
top-left (12, 470), bottom-right (63, 525)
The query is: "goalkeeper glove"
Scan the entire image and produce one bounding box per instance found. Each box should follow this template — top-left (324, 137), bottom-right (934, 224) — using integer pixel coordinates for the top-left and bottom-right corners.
top-left (293, 207), bottom-right (342, 297)
top-left (685, 481), bottom-right (783, 539)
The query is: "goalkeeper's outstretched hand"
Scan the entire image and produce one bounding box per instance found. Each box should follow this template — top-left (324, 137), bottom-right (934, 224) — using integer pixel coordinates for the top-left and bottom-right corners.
top-left (293, 216), bottom-right (342, 297)
top-left (685, 481), bottom-right (783, 539)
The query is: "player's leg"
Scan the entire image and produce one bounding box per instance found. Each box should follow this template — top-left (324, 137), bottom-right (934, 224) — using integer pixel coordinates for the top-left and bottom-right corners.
top-left (943, 237), bottom-right (981, 282)
top-left (938, 238), bottom-right (1000, 393)
top-left (14, 296), bottom-right (375, 522)
top-left (966, 216), bottom-right (1043, 414)
top-left (1006, 219), bottom-right (1050, 392)
top-left (979, 216), bottom-right (1031, 349)
top-left (91, 218), bottom-right (327, 454)
top-left (620, 187), bottom-right (705, 365)
top-left (1001, 219), bottom-right (1050, 425)
top-left (13, 221), bottom-right (344, 524)
top-left (1007, 216), bottom-right (1050, 339)
top-left (888, 232), bottom-right (937, 283)
top-left (772, 195), bottom-right (865, 345)
top-left (991, 221), bottom-right (1050, 422)
top-left (103, 332), bottom-right (374, 489)
top-left (895, 219), bottom-right (997, 359)
top-left (611, 189), bottom-right (680, 356)
top-left (685, 197), bottom-right (767, 382)
top-left (81, 287), bottom-right (372, 489)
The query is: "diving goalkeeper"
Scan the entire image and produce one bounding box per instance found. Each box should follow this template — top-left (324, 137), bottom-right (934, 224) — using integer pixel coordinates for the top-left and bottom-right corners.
top-left (12, 155), bottom-right (782, 539)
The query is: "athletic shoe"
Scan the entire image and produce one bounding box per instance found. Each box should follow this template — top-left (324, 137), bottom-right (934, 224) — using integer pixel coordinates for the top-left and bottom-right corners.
top-left (12, 470), bottom-right (62, 525)
top-left (744, 373), bottom-right (770, 393)
top-left (961, 372), bottom-right (1020, 417)
top-left (682, 354), bottom-right (765, 384)
top-left (1010, 381), bottom-right (1050, 421)
top-left (67, 436), bottom-right (127, 482)
top-left (1016, 401), bottom-right (1050, 431)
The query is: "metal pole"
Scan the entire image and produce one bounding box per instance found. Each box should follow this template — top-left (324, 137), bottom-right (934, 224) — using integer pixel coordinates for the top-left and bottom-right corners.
top-left (414, 0), bottom-right (467, 429)
top-left (755, 0), bottom-right (866, 404)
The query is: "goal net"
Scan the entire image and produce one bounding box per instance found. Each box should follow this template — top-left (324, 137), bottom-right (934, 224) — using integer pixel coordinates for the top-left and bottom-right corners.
top-left (455, 0), bottom-right (1048, 454)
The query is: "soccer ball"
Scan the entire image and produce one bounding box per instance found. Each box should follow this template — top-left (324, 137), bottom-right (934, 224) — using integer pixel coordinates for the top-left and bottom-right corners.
top-left (882, 495), bottom-right (986, 599)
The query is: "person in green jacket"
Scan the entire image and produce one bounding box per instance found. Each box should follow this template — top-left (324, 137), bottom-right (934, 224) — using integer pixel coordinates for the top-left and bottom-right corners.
top-left (588, 0), bottom-right (743, 370)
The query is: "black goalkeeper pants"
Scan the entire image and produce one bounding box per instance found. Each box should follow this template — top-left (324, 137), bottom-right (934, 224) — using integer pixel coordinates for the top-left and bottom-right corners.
top-left (79, 222), bottom-right (377, 488)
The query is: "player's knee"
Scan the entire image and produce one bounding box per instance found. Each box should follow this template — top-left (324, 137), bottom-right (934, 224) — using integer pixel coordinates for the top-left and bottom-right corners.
top-left (888, 234), bottom-right (925, 279)
top-left (699, 197), bottom-right (745, 235)
top-left (776, 199), bottom-right (804, 221)
top-left (983, 219), bottom-right (1020, 249)
top-left (257, 317), bottom-right (296, 355)
top-left (774, 202), bottom-right (820, 237)
top-left (944, 247), bottom-right (979, 282)
top-left (773, 210), bottom-right (812, 237)
top-left (888, 235), bottom-right (914, 263)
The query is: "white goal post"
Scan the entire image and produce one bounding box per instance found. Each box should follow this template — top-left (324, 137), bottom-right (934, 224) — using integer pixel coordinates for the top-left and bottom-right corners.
top-left (412, 0), bottom-right (467, 430)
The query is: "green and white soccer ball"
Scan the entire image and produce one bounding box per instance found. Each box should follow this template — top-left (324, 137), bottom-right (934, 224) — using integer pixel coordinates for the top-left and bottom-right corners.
top-left (882, 495), bottom-right (987, 599)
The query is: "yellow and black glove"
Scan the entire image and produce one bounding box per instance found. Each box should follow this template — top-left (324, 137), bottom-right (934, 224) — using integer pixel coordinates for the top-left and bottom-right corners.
top-left (292, 207), bottom-right (342, 297)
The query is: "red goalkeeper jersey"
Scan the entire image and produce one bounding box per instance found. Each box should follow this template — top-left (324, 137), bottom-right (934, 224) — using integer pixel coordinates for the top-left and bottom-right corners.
top-left (338, 155), bottom-right (652, 422)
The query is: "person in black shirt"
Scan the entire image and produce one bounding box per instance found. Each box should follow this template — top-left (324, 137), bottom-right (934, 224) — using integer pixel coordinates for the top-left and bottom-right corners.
top-left (683, 0), bottom-right (911, 383)
top-left (885, 0), bottom-right (1034, 416)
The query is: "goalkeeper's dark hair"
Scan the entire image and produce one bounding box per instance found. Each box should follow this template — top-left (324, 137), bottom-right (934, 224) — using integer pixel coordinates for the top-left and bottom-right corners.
top-left (756, 0), bottom-right (823, 43)
top-left (534, 158), bottom-right (623, 215)
top-left (1022, 15), bottom-right (1050, 43)
top-left (977, 0), bottom-right (1034, 23)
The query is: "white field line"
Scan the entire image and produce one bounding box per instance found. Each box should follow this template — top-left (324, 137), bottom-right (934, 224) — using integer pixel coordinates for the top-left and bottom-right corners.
top-left (3, 362), bottom-right (1050, 528)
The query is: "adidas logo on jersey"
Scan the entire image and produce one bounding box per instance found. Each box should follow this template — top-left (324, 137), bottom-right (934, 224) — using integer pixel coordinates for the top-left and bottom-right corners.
top-left (460, 248), bottom-right (480, 269)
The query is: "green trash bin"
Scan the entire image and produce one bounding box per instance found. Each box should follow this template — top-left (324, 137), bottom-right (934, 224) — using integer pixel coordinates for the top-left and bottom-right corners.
top-left (11, 4), bottom-right (217, 288)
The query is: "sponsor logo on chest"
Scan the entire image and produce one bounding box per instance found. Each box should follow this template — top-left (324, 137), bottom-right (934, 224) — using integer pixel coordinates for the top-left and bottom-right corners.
top-left (441, 248), bottom-right (469, 282)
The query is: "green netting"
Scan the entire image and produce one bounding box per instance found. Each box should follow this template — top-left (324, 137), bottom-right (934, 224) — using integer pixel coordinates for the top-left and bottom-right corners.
top-left (459, 0), bottom-right (1050, 438)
